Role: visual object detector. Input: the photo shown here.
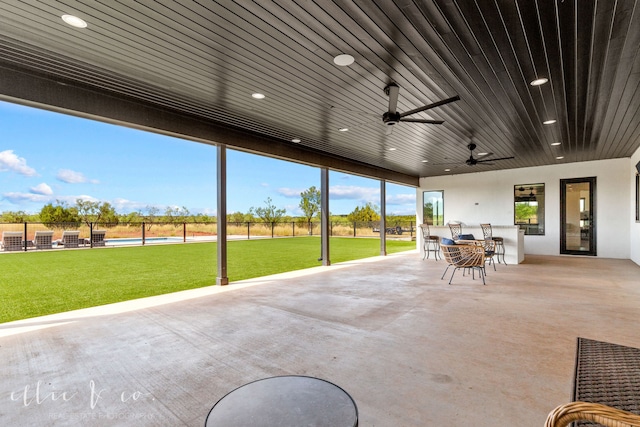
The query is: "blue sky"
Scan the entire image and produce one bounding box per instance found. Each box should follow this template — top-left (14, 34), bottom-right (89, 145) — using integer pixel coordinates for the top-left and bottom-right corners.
top-left (0, 100), bottom-right (416, 217)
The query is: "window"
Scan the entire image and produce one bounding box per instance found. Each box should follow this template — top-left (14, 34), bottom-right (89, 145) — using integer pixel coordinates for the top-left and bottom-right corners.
top-left (423, 191), bottom-right (444, 225)
top-left (514, 184), bottom-right (545, 235)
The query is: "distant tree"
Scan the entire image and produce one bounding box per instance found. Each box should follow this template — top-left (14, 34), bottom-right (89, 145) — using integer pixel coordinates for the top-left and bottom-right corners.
top-left (97, 202), bottom-right (119, 226)
top-left (143, 205), bottom-right (160, 231)
top-left (75, 199), bottom-right (119, 227)
top-left (515, 202), bottom-right (538, 222)
top-left (194, 213), bottom-right (215, 223)
top-left (177, 206), bottom-right (191, 223)
top-left (1, 210), bottom-right (29, 223)
top-left (249, 197), bottom-right (286, 225)
top-left (75, 199), bottom-right (99, 227)
top-left (299, 186), bottom-right (321, 234)
top-left (120, 211), bottom-right (142, 225)
top-left (39, 201), bottom-right (81, 229)
top-left (164, 206), bottom-right (177, 225)
top-left (164, 206), bottom-right (190, 226)
top-left (347, 202), bottom-right (380, 223)
top-left (227, 211), bottom-right (248, 224)
top-left (423, 202), bottom-right (434, 224)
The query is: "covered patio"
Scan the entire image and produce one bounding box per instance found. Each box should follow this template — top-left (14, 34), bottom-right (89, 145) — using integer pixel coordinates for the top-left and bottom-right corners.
top-left (2, 252), bottom-right (639, 426)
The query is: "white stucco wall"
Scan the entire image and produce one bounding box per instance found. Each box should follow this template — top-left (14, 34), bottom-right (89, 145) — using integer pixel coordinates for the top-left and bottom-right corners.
top-left (631, 146), bottom-right (640, 265)
top-left (417, 158), bottom-right (631, 259)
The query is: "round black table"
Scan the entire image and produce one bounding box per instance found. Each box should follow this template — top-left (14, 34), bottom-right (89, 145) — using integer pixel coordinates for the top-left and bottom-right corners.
top-left (205, 375), bottom-right (358, 427)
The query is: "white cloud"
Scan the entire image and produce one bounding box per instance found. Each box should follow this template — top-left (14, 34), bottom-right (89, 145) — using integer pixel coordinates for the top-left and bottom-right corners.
top-left (1, 191), bottom-right (111, 212)
top-left (329, 185), bottom-right (379, 203)
top-left (56, 169), bottom-right (86, 183)
top-left (386, 206), bottom-right (416, 216)
top-left (277, 187), bottom-right (304, 198)
top-left (277, 186), bottom-right (414, 207)
top-left (0, 150), bottom-right (37, 176)
top-left (69, 194), bottom-right (99, 204)
top-left (56, 169), bottom-right (99, 184)
top-left (386, 193), bottom-right (416, 205)
top-left (2, 192), bottom-right (51, 204)
top-left (284, 203), bottom-right (301, 216)
top-left (30, 183), bottom-right (53, 196)
top-left (110, 198), bottom-right (149, 213)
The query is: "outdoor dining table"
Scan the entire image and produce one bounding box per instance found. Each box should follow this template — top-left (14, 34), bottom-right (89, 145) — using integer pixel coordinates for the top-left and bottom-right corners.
top-left (205, 375), bottom-right (358, 427)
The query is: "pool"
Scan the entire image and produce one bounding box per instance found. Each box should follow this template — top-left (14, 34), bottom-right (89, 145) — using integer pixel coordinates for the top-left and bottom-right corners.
top-left (106, 237), bottom-right (184, 245)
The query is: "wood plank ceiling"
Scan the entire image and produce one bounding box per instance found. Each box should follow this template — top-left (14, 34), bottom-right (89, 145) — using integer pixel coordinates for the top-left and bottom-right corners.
top-left (0, 0), bottom-right (638, 180)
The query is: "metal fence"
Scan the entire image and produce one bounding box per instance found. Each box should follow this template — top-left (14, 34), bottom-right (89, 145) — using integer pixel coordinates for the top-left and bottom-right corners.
top-left (0, 221), bottom-right (417, 251)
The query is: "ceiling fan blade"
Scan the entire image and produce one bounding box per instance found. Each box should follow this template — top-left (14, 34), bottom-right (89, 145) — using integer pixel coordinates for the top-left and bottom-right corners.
top-left (386, 83), bottom-right (399, 114)
top-left (399, 95), bottom-right (460, 118)
top-left (475, 156), bottom-right (514, 163)
top-left (398, 118), bottom-right (444, 124)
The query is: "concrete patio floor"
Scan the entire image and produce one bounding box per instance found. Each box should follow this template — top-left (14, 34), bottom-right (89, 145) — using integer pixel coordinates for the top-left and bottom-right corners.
top-left (1, 251), bottom-right (639, 426)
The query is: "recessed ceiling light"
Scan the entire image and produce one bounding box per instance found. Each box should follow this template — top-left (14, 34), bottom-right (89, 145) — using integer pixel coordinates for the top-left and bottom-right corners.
top-left (477, 152), bottom-right (488, 156)
top-left (338, 127), bottom-right (349, 132)
top-left (61, 14), bottom-right (87, 28)
top-left (530, 77), bottom-right (549, 86)
top-left (291, 138), bottom-right (301, 143)
top-left (543, 119), bottom-right (556, 125)
top-left (251, 93), bottom-right (265, 99)
top-left (556, 156), bottom-right (564, 160)
top-left (388, 147), bottom-right (397, 151)
top-left (333, 54), bottom-right (355, 66)
top-left (444, 168), bottom-right (451, 172)
top-left (421, 159), bottom-right (428, 163)
top-left (551, 142), bottom-right (561, 146)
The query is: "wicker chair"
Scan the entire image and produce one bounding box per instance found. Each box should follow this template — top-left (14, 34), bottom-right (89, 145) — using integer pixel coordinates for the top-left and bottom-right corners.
top-left (440, 243), bottom-right (486, 285)
top-left (456, 237), bottom-right (497, 272)
top-left (545, 401), bottom-right (640, 427)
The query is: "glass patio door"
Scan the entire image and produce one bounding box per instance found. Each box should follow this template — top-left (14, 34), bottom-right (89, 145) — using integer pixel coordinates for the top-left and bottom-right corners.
top-left (560, 177), bottom-right (596, 256)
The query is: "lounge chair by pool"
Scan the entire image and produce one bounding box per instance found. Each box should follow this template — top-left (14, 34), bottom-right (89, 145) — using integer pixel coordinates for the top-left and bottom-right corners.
top-left (91, 230), bottom-right (107, 247)
top-left (2, 231), bottom-right (24, 251)
top-left (60, 230), bottom-right (80, 248)
top-left (34, 230), bottom-right (55, 250)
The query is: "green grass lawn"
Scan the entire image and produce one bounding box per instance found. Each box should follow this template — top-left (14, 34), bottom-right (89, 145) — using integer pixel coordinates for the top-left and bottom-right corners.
top-left (0, 237), bottom-right (415, 323)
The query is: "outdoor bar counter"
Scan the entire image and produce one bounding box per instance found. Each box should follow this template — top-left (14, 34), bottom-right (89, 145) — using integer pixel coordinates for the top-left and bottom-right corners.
top-left (428, 225), bottom-right (525, 264)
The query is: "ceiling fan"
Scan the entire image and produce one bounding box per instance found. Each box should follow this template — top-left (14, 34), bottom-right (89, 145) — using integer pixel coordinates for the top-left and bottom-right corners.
top-left (464, 143), bottom-right (515, 166)
top-left (382, 83), bottom-right (460, 135)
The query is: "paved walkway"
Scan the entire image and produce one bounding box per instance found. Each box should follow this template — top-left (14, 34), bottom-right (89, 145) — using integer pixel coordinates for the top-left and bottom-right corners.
top-left (1, 251), bottom-right (639, 426)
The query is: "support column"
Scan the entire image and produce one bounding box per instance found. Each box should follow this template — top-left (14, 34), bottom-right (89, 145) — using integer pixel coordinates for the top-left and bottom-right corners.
top-left (216, 145), bottom-right (229, 286)
top-left (380, 180), bottom-right (387, 256)
top-left (320, 168), bottom-right (330, 266)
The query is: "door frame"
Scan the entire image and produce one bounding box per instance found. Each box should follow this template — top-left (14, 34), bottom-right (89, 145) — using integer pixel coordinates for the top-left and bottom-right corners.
top-left (560, 177), bottom-right (597, 256)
